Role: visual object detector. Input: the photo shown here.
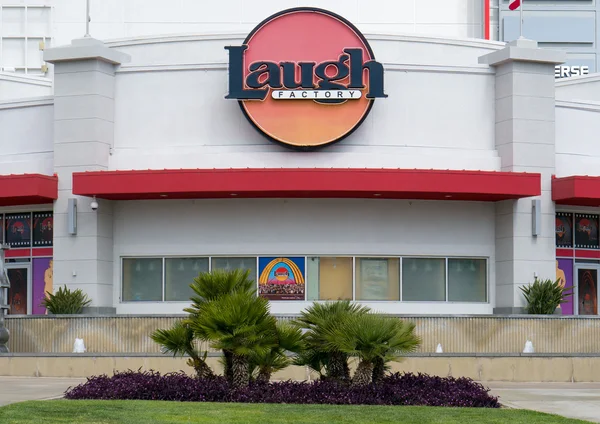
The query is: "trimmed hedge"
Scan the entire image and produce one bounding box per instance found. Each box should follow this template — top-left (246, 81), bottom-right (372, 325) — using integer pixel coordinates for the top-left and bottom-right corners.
top-left (64, 370), bottom-right (500, 408)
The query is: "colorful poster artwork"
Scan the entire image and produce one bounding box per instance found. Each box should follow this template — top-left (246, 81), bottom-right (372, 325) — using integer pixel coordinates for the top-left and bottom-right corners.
top-left (577, 268), bottom-right (598, 315)
top-left (7, 268), bottom-right (28, 315)
top-left (33, 258), bottom-right (52, 315)
top-left (5, 214), bottom-right (31, 248)
top-left (556, 259), bottom-right (574, 315)
top-left (575, 214), bottom-right (599, 249)
top-left (555, 213), bottom-right (573, 247)
top-left (258, 257), bottom-right (305, 301)
top-left (33, 213), bottom-right (53, 247)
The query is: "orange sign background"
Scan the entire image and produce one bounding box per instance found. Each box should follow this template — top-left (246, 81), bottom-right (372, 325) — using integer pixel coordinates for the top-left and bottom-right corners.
top-left (241, 9), bottom-right (374, 149)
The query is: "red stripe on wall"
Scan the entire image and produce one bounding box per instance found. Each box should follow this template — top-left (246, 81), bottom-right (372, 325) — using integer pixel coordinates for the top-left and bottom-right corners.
top-left (556, 248), bottom-right (574, 258)
top-left (32, 248), bottom-right (53, 257)
top-left (484, 0), bottom-right (490, 40)
top-left (575, 250), bottom-right (600, 259)
top-left (4, 249), bottom-right (31, 258)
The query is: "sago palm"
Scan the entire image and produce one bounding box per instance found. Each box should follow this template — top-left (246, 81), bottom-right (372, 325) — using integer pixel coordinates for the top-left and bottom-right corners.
top-left (150, 320), bottom-right (214, 379)
top-left (326, 314), bottom-right (421, 386)
top-left (184, 268), bottom-right (256, 380)
top-left (190, 291), bottom-right (277, 389)
top-left (293, 301), bottom-right (370, 382)
top-left (250, 321), bottom-right (305, 383)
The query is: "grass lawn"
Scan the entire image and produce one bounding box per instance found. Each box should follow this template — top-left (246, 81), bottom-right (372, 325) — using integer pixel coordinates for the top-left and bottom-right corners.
top-left (0, 401), bottom-right (593, 424)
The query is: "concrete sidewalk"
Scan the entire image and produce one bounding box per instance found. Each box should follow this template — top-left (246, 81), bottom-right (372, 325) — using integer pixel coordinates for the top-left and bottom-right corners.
top-left (487, 382), bottom-right (600, 423)
top-left (0, 377), bottom-right (84, 407)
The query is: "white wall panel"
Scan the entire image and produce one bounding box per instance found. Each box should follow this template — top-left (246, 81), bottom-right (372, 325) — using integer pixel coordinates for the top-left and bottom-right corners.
top-left (113, 198), bottom-right (495, 314)
top-left (49, 0), bottom-right (486, 51)
top-left (556, 104), bottom-right (600, 177)
top-left (0, 100), bottom-right (53, 175)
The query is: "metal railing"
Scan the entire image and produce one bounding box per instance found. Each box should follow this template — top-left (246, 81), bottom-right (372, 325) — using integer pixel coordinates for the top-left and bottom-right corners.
top-left (4, 314), bottom-right (600, 354)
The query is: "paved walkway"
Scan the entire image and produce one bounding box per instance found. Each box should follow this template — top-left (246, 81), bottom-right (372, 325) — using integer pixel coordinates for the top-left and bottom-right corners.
top-left (0, 377), bottom-right (84, 407)
top-left (487, 382), bottom-right (600, 423)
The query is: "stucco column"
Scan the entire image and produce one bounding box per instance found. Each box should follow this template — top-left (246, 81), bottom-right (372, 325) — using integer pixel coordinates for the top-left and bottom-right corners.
top-left (44, 38), bottom-right (130, 314)
top-left (480, 39), bottom-right (566, 314)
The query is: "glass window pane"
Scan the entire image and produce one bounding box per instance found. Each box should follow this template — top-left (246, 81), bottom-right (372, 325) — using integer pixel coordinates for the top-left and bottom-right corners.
top-left (165, 258), bottom-right (208, 301)
top-left (211, 257), bottom-right (257, 284)
top-left (307, 257), bottom-right (353, 301)
top-left (122, 258), bottom-right (162, 301)
top-left (355, 258), bottom-right (400, 301)
top-left (448, 259), bottom-right (487, 302)
top-left (402, 258), bottom-right (445, 301)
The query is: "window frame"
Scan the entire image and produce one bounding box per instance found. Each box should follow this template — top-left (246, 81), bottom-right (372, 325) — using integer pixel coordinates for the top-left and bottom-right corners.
top-left (118, 255), bottom-right (490, 304)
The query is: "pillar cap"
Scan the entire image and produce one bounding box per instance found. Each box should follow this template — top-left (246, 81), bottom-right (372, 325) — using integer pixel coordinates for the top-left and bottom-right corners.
top-left (44, 37), bottom-right (130, 66)
top-left (479, 38), bottom-right (566, 67)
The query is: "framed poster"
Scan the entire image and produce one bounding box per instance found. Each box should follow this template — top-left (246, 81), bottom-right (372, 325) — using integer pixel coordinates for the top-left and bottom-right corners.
top-left (575, 214), bottom-right (599, 249)
top-left (556, 259), bottom-right (574, 315)
top-left (33, 212), bottom-right (53, 247)
top-left (359, 258), bottom-right (389, 300)
top-left (7, 268), bottom-right (28, 315)
top-left (32, 258), bottom-right (53, 315)
top-left (555, 213), bottom-right (573, 248)
top-left (577, 268), bottom-right (598, 316)
top-left (5, 213), bottom-right (31, 248)
top-left (258, 257), bottom-right (305, 301)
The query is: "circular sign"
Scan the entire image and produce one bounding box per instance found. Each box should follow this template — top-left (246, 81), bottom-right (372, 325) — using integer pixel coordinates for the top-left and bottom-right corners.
top-left (238, 8), bottom-right (381, 150)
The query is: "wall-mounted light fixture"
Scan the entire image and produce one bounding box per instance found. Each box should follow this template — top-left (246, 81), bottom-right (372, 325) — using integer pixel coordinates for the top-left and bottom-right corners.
top-left (532, 199), bottom-right (541, 237)
top-left (68, 198), bottom-right (78, 235)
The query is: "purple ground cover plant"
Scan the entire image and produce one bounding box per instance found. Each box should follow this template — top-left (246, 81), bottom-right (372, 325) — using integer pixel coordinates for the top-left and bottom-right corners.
top-left (64, 370), bottom-right (500, 408)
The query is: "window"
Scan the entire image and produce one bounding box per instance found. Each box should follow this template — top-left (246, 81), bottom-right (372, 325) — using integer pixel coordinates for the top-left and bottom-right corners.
top-left (119, 255), bottom-right (487, 304)
top-left (122, 258), bottom-right (163, 301)
top-left (211, 257), bottom-right (257, 283)
top-left (448, 259), bottom-right (486, 302)
top-left (165, 258), bottom-right (208, 301)
top-left (355, 258), bottom-right (400, 301)
top-left (307, 257), bottom-right (353, 301)
top-left (402, 258), bottom-right (445, 301)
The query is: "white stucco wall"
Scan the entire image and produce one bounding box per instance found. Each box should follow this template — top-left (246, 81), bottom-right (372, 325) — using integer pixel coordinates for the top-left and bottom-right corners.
top-left (52, 0), bottom-right (486, 47)
top-left (0, 97), bottom-right (54, 175)
top-left (555, 100), bottom-right (600, 177)
top-left (112, 198), bottom-right (495, 315)
top-left (110, 35), bottom-right (501, 171)
top-left (556, 74), bottom-right (600, 103)
top-left (0, 73), bottom-right (52, 101)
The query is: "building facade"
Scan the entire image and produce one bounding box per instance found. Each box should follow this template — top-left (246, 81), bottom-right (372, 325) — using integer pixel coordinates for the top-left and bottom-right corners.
top-left (0, 0), bottom-right (488, 76)
top-left (1, 6), bottom-right (599, 317)
top-left (496, 0), bottom-right (600, 77)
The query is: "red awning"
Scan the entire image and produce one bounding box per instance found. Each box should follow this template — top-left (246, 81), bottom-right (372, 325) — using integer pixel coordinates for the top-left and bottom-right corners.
top-left (72, 168), bottom-right (540, 201)
top-left (553, 176), bottom-right (600, 206)
top-left (0, 174), bottom-right (58, 206)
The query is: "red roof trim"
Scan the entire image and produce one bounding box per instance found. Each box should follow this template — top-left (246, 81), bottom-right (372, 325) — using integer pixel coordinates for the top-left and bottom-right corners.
top-left (552, 176), bottom-right (600, 206)
top-left (72, 168), bottom-right (540, 202)
top-left (0, 174), bottom-right (58, 207)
